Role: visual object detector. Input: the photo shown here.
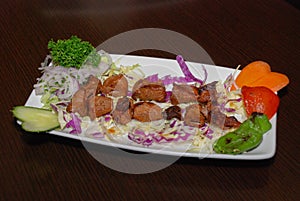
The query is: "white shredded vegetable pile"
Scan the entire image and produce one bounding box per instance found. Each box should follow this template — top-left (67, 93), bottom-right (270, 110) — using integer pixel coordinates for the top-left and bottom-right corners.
top-left (34, 50), bottom-right (112, 101)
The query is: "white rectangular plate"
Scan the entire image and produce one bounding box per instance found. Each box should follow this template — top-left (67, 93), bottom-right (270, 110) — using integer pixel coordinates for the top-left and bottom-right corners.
top-left (24, 54), bottom-right (276, 160)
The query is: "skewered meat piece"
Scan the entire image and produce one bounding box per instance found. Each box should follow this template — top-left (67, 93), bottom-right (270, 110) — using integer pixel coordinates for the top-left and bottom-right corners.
top-left (198, 81), bottom-right (241, 128)
top-left (66, 76), bottom-right (102, 117)
top-left (132, 84), bottom-right (166, 102)
top-left (197, 89), bottom-right (210, 103)
top-left (82, 75), bottom-right (102, 98)
top-left (132, 78), bottom-right (163, 91)
top-left (133, 102), bottom-right (163, 122)
top-left (207, 106), bottom-right (241, 129)
top-left (132, 79), bottom-right (166, 102)
top-left (66, 89), bottom-right (88, 117)
top-left (102, 74), bottom-right (128, 97)
top-left (163, 105), bottom-right (182, 120)
top-left (112, 97), bottom-right (134, 125)
top-left (200, 101), bottom-right (212, 119)
top-left (184, 104), bottom-right (206, 128)
top-left (88, 96), bottom-right (113, 120)
top-left (170, 84), bottom-right (199, 105)
top-left (197, 81), bottom-right (218, 103)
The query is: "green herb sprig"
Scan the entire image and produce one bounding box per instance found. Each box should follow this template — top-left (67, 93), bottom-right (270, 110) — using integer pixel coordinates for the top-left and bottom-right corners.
top-left (48, 36), bottom-right (100, 69)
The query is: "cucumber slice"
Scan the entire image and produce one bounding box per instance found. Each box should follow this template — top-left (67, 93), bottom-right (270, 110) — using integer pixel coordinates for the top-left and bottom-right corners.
top-left (12, 106), bottom-right (60, 132)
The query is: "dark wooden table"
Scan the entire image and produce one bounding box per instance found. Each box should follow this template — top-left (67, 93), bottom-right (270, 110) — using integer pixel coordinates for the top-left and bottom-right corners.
top-left (1, 0), bottom-right (299, 200)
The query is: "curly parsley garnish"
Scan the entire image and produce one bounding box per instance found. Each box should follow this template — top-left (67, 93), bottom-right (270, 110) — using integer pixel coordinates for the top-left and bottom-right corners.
top-left (48, 36), bottom-right (100, 69)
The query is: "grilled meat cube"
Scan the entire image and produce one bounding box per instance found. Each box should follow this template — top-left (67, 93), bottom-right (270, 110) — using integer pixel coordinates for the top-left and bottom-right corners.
top-left (112, 110), bottom-right (133, 125)
top-left (197, 89), bottom-right (210, 103)
top-left (132, 84), bottom-right (166, 102)
top-left (132, 78), bottom-right (163, 91)
top-left (88, 96), bottom-right (113, 120)
top-left (83, 75), bottom-right (102, 98)
top-left (66, 76), bottom-right (102, 117)
top-left (170, 84), bottom-right (199, 105)
top-left (112, 97), bottom-right (134, 125)
top-left (163, 105), bottom-right (182, 120)
top-left (184, 104), bottom-right (206, 128)
top-left (66, 89), bottom-right (88, 117)
top-left (208, 107), bottom-right (225, 128)
top-left (133, 102), bottom-right (163, 122)
top-left (197, 81), bottom-right (218, 103)
top-left (200, 101), bottom-right (212, 119)
top-left (132, 78), bottom-right (166, 102)
top-left (207, 106), bottom-right (241, 129)
top-left (115, 97), bottom-right (133, 111)
top-left (102, 74), bottom-right (128, 97)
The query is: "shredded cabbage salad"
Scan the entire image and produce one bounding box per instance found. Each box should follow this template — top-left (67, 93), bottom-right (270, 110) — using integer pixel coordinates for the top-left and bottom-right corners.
top-left (34, 50), bottom-right (246, 153)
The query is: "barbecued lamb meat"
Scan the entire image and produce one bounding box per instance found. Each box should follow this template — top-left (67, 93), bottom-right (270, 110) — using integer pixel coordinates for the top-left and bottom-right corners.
top-left (170, 84), bottom-right (199, 105)
top-left (184, 104), bottom-right (206, 128)
top-left (197, 89), bottom-right (210, 103)
top-left (197, 81), bottom-right (218, 103)
top-left (83, 75), bottom-right (102, 98)
top-left (66, 89), bottom-right (88, 117)
top-left (163, 105), bottom-right (182, 120)
top-left (132, 78), bottom-right (166, 102)
top-left (66, 72), bottom-right (240, 128)
top-left (207, 106), bottom-right (241, 129)
top-left (66, 75), bottom-right (102, 117)
top-left (112, 97), bottom-right (134, 125)
top-left (133, 102), bottom-right (163, 122)
top-left (132, 84), bottom-right (166, 102)
top-left (88, 96), bottom-right (113, 120)
top-left (102, 74), bottom-right (128, 97)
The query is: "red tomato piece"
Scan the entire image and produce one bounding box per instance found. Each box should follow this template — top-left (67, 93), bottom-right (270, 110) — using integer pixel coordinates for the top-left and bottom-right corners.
top-left (241, 86), bottom-right (280, 119)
